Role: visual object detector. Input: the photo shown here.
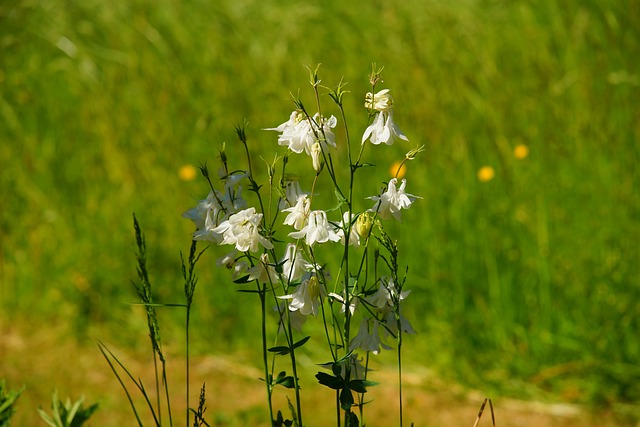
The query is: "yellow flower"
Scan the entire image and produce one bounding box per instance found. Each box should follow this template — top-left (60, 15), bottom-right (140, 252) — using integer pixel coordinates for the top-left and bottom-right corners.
top-left (477, 166), bottom-right (495, 182)
top-left (514, 144), bottom-right (529, 159)
top-left (179, 164), bottom-right (197, 181)
top-left (389, 160), bottom-right (406, 179)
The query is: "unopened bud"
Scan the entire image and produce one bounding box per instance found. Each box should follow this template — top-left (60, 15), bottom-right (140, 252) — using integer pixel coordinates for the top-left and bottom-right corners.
top-left (355, 212), bottom-right (373, 238)
top-left (311, 141), bottom-right (324, 172)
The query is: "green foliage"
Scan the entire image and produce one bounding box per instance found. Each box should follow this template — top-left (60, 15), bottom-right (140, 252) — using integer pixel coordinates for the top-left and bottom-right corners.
top-left (0, 381), bottom-right (23, 427)
top-left (37, 391), bottom-right (98, 427)
top-left (1, 0), bottom-right (639, 415)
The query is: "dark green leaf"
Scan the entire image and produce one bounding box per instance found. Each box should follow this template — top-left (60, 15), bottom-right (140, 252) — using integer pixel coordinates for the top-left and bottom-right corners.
top-left (292, 336), bottom-right (310, 350)
top-left (340, 388), bottom-right (354, 411)
top-left (268, 345), bottom-right (291, 356)
top-left (315, 372), bottom-right (343, 390)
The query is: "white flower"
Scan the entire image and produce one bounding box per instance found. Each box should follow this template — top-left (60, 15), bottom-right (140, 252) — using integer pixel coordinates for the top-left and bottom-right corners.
top-left (366, 277), bottom-right (411, 311)
top-left (365, 89), bottom-right (393, 112)
top-left (328, 292), bottom-right (358, 316)
top-left (247, 253), bottom-right (279, 284)
top-left (289, 210), bottom-right (341, 246)
top-left (280, 243), bottom-right (315, 283)
top-left (183, 190), bottom-right (224, 234)
top-left (216, 250), bottom-right (240, 269)
top-left (349, 319), bottom-right (391, 355)
top-left (361, 111), bottom-right (408, 146)
top-left (279, 275), bottom-right (326, 316)
top-left (266, 111), bottom-right (337, 155)
top-left (276, 301), bottom-right (307, 333)
top-left (382, 309), bottom-right (416, 336)
top-left (279, 180), bottom-right (306, 211)
top-left (212, 207), bottom-right (273, 252)
top-left (334, 211), bottom-right (361, 248)
top-left (283, 195), bottom-right (310, 231)
top-left (368, 178), bottom-right (417, 221)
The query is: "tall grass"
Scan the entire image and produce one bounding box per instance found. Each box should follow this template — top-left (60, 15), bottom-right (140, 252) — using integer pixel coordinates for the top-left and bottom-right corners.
top-left (1, 0), bottom-right (639, 415)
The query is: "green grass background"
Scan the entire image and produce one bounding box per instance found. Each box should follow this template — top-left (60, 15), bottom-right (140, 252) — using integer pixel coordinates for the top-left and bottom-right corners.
top-left (1, 0), bottom-right (639, 420)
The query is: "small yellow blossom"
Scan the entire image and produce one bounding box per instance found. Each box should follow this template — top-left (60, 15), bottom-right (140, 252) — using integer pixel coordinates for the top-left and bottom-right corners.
top-left (179, 164), bottom-right (197, 181)
top-left (477, 166), bottom-right (495, 182)
top-left (514, 144), bottom-right (529, 159)
top-left (390, 161), bottom-right (406, 179)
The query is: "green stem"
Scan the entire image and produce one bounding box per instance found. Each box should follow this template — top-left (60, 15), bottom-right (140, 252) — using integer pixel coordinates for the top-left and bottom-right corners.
top-left (259, 285), bottom-right (275, 425)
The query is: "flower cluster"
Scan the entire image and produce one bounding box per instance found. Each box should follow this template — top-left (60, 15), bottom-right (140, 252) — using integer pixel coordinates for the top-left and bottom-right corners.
top-left (183, 67), bottom-right (421, 425)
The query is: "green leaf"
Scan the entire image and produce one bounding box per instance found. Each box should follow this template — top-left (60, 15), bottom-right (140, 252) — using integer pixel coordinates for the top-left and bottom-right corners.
top-left (339, 388), bottom-right (354, 411)
top-left (315, 372), bottom-right (343, 390)
top-left (348, 380), bottom-right (370, 394)
top-left (267, 345), bottom-right (291, 356)
top-left (276, 376), bottom-right (295, 389)
top-left (292, 336), bottom-right (310, 350)
top-left (233, 275), bottom-right (251, 284)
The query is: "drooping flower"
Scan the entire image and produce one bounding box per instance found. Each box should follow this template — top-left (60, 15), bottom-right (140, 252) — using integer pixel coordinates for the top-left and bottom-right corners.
top-left (382, 309), bottom-right (416, 336)
top-left (276, 301), bottom-right (307, 333)
top-left (368, 178), bottom-right (417, 221)
top-left (283, 195), bottom-right (311, 231)
top-left (328, 291), bottom-right (358, 316)
top-left (289, 210), bottom-right (341, 246)
top-left (334, 211), bottom-right (362, 248)
top-left (362, 111), bottom-right (408, 146)
top-left (349, 318), bottom-right (391, 355)
top-left (247, 253), bottom-right (279, 284)
top-left (279, 180), bottom-right (306, 211)
top-left (212, 207), bottom-right (273, 252)
top-left (365, 89), bottom-right (393, 112)
top-left (266, 111), bottom-right (337, 155)
top-left (279, 275), bottom-right (326, 316)
top-left (366, 277), bottom-right (411, 311)
top-left (280, 243), bottom-right (315, 283)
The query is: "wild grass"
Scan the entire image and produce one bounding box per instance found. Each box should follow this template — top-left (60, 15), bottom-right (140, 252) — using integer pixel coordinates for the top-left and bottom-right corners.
top-left (1, 0), bottom-right (639, 421)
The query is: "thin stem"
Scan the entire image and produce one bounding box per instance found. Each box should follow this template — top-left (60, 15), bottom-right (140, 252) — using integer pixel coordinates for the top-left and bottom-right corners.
top-left (153, 352), bottom-right (161, 426)
top-left (259, 284), bottom-right (275, 425)
top-left (185, 308), bottom-right (191, 427)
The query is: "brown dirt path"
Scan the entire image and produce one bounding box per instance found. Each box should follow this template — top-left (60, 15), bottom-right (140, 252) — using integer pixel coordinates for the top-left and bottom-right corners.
top-left (0, 323), bottom-right (634, 426)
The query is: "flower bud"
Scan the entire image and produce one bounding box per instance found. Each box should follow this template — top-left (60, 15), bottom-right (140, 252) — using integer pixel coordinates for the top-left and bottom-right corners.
top-left (311, 141), bottom-right (324, 172)
top-left (355, 212), bottom-right (373, 238)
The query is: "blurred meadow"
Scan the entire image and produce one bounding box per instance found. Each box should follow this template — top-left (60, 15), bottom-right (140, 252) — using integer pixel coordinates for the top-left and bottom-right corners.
top-left (1, 0), bottom-right (639, 425)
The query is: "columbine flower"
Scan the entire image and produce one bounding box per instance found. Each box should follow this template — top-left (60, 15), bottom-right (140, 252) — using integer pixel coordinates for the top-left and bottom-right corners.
top-left (212, 207), bottom-right (273, 252)
top-left (266, 111), bottom-right (337, 155)
top-left (247, 253), bottom-right (279, 284)
top-left (280, 243), bottom-right (315, 283)
top-left (335, 211), bottom-right (361, 248)
top-left (349, 319), bottom-right (391, 355)
top-left (276, 301), bottom-right (307, 333)
top-left (279, 275), bottom-right (326, 316)
top-left (365, 89), bottom-right (393, 112)
top-left (283, 195), bottom-right (310, 231)
top-left (279, 180), bottom-right (306, 211)
top-left (366, 277), bottom-right (411, 311)
top-left (368, 178), bottom-right (417, 221)
top-left (289, 210), bottom-right (341, 246)
top-left (362, 111), bottom-right (408, 146)
top-left (328, 291), bottom-right (358, 316)
top-left (382, 309), bottom-right (416, 336)
top-left (183, 190), bottom-right (224, 234)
